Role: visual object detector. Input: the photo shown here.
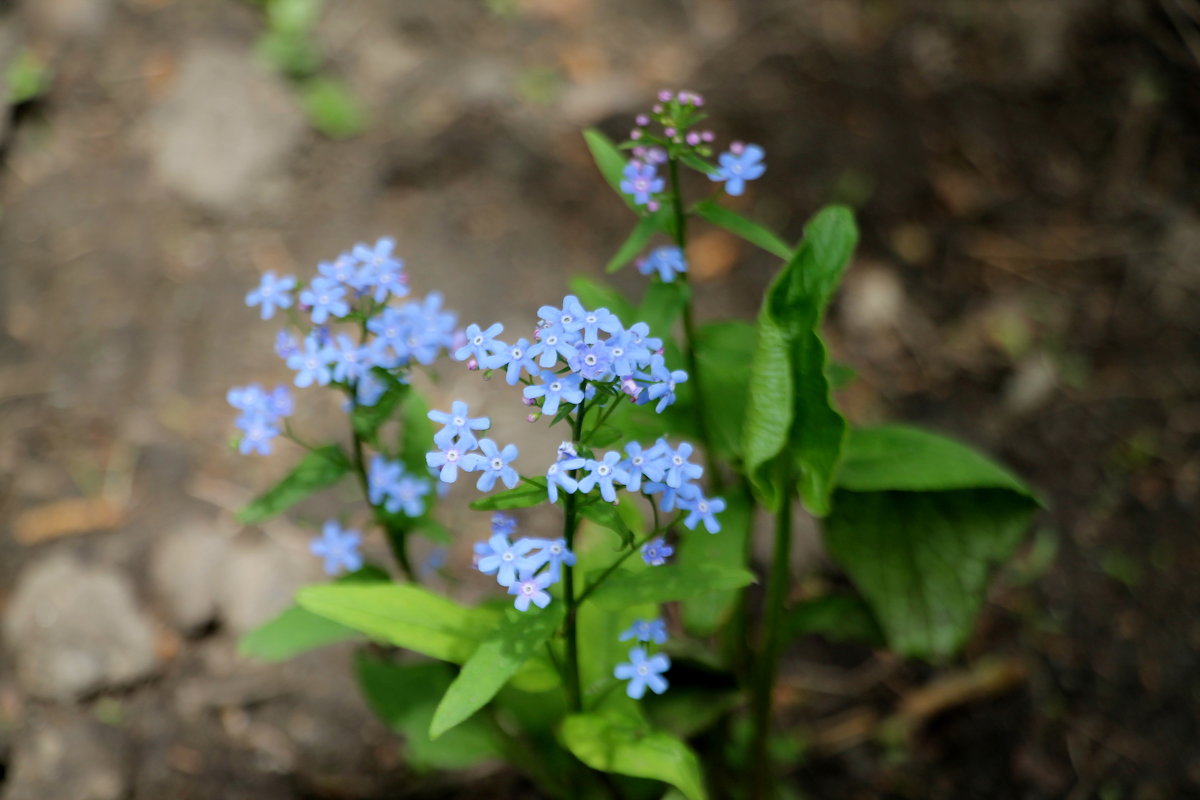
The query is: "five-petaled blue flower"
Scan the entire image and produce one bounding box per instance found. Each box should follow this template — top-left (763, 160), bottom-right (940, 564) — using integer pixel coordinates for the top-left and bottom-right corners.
top-left (620, 440), bottom-right (668, 492)
top-left (527, 328), bottom-right (578, 368)
top-left (310, 520), bottom-right (363, 576)
top-left (465, 438), bottom-right (520, 492)
top-left (637, 246), bottom-right (687, 283)
top-left (709, 144), bottom-right (766, 196)
top-left (353, 237), bottom-right (408, 302)
top-left (642, 354), bottom-right (688, 413)
top-left (476, 533), bottom-right (538, 587)
top-left (614, 647), bottom-right (671, 699)
top-left (545, 453), bottom-right (585, 503)
top-left (681, 493), bottom-right (726, 533)
top-left (454, 322), bottom-right (505, 364)
top-left (662, 441), bottom-right (704, 489)
top-left (577, 451), bottom-right (630, 503)
top-left (246, 271), bottom-right (296, 320)
top-left (492, 512), bottom-right (518, 536)
top-left (524, 537), bottom-right (576, 581)
top-left (300, 276), bottom-right (350, 324)
top-left (641, 537), bottom-right (674, 566)
top-left (568, 342), bottom-right (615, 381)
top-left (619, 618), bottom-right (669, 645)
top-left (508, 570), bottom-right (555, 611)
top-left (484, 337), bottom-right (539, 385)
top-left (426, 440), bottom-right (472, 484)
top-left (287, 335), bottom-right (335, 388)
top-left (428, 401), bottom-right (491, 450)
top-left (523, 371), bottom-right (584, 416)
top-left (620, 161), bottom-right (664, 206)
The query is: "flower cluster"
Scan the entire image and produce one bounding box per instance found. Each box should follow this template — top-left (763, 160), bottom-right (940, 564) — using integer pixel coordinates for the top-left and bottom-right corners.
top-left (614, 616), bottom-right (671, 699)
top-left (227, 383), bottom-right (293, 455)
top-left (473, 514), bottom-right (576, 611)
top-left (425, 403), bottom-right (520, 491)
top-left (619, 88), bottom-right (767, 210)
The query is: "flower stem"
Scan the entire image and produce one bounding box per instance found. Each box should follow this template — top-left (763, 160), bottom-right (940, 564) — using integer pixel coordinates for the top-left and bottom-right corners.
top-left (667, 156), bottom-right (722, 492)
top-left (749, 471), bottom-right (792, 800)
top-left (576, 522), bottom-right (674, 606)
top-left (562, 391), bottom-right (588, 712)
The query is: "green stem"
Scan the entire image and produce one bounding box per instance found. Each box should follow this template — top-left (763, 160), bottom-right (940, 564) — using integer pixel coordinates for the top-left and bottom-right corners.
top-left (667, 156), bottom-right (722, 492)
top-left (576, 523), bottom-right (675, 606)
top-left (562, 391), bottom-right (588, 712)
top-left (749, 472), bottom-right (792, 800)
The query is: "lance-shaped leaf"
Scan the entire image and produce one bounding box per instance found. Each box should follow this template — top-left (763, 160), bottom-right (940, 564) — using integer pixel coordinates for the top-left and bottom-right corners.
top-left (584, 128), bottom-right (637, 212)
top-left (607, 209), bottom-right (672, 273)
top-left (578, 500), bottom-right (635, 547)
top-left (742, 205), bottom-right (857, 514)
top-left (237, 444), bottom-right (351, 524)
top-left (469, 478), bottom-right (548, 511)
top-left (693, 199), bottom-right (791, 260)
top-left (586, 563), bottom-right (755, 610)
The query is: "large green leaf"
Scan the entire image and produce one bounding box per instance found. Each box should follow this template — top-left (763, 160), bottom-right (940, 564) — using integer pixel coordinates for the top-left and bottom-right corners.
top-left (587, 563), bottom-right (755, 611)
top-left (838, 425), bottom-right (1040, 499)
top-left (430, 604), bottom-right (564, 739)
top-left (355, 654), bottom-right (501, 771)
top-left (692, 321), bottom-right (756, 460)
top-left (607, 210), bottom-right (671, 273)
top-left (677, 488), bottom-right (753, 635)
top-left (238, 565), bottom-right (390, 661)
top-left (583, 128), bottom-right (636, 211)
top-left (742, 206), bottom-right (858, 514)
top-left (469, 478), bottom-right (547, 511)
top-left (693, 199), bottom-right (791, 260)
top-left (237, 444), bottom-right (351, 524)
top-left (823, 489), bottom-right (1038, 659)
top-left (561, 709), bottom-right (708, 800)
top-left (296, 583), bottom-right (494, 663)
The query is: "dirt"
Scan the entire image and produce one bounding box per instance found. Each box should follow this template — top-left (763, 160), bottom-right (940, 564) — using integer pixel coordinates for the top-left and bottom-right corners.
top-left (1, 0), bottom-right (1198, 798)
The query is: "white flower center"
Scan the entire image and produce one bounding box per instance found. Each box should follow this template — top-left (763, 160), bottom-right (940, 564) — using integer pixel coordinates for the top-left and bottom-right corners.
top-left (453, 417), bottom-right (465, 426)
top-left (473, 335), bottom-right (484, 345)
top-left (561, 315), bottom-right (573, 324)
top-left (548, 464), bottom-right (559, 475)
top-left (546, 335), bottom-right (558, 345)
top-left (586, 314), bottom-right (597, 324)
top-left (522, 583), bottom-right (536, 595)
top-left (491, 458), bottom-right (503, 470)
top-left (636, 664), bottom-right (650, 676)
top-left (446, 450), bottom-right (459, 462)
top-left (632, 456), bottom-right (644, 466)
top-left (512, 348), bottom-right (523, 357)
top-left (612, 347), bottom-right (624, 357)
top-left (550, 382), bottom-right (562, 392)
top-left (672, 455), bottom-right (683, 466)
top-left (597, 465), bottom-right (610, 476)
top-left (502, 552), bottom-right (514, 562)
top-left (584, 355), bottom-right (597, 366)
top-left (698, 501), bottom-right (709, 513)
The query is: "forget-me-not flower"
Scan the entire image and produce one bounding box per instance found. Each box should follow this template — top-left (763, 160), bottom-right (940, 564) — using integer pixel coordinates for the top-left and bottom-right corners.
top-left (568, 342), bottom-right (615, 381)
top-left (287, 334), bottom-right (335, 387)
top-left (483, 337), bottom-right (539, 385)
top-left (508, 570), bottom-right (555, 612)
top-left (310, 520), bottom-right (363, 576)
top-left (454, 322), bottom-right (505, 365)
top-left (546, 452), bottom-right (585, 503)
top-left (464, 438), bottom-right (520, 492)
top-left (246, 271), bottom-right (296, 320)
top-left (662, 441), bottom-right (704, 489)
top-left (527, 328), bottom-right (578, 368)
top-left (620, 161), bottom-right (664, 206)
top-left (523, 371), bottom-right (585, 416)
top-left (709, 144), bottom-right (766, 196)
top-left (642, 355), bottom-right (688, 413)
top-left (426, 440), bottom-right (471, 484)
top-left (637, 246), bottom-right (687, 283)
top-left (681, 493), bottom-right (726, 534)
top-left (300, 277), bottom-right (350, 324)
top-left (476, 534), bottom-right (538, 587)
top-left (524, 538), bottom-right (575, 581)
top-left (641, 537), bottom-right (674, 566)
top-left (577, 451), bottom-right (630, 503)
top-left (614, 647), bottom-right (671, 699)
top-left (619, 440), bottom-right (667, 492)
top-left (492, 512), bottom-right (518, 537)
top-left (428, 401), bottom-right (490, 450)
top-left (619, 618), bottom-right (669, 645)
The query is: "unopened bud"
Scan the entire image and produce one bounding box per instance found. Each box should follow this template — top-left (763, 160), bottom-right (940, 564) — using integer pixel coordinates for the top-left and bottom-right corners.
top-left (527, 413), bottom-right (541, 423)
top-left (467, 357), bottom-right (479, 371)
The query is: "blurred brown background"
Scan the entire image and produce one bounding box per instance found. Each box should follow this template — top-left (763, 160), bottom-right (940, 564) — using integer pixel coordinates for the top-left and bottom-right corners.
top-left (0, 0), bottom-right (1198, 798)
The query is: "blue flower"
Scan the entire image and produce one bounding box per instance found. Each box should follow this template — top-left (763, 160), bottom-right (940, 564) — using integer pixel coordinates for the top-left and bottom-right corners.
top-left (492, 512), bottom-right (518, 536)
top-left (477, 533), bottom-right (538, 587)
top-left (369, 455), bottom-right (431, 516)
top-left (508, 569), bottom-right (555, 611)
top-left (523, 371), bottom-right (585, 416)
top-left (709, 144), bottom-right (766, 196)
top-left (625, 322), bottom-right (663, 358)
top-left (310, 520), bottom-right (364, 576)
top-left (619, 440), bottom-right (668, 492)
top-left (368, 455), bottom-right (403, 507)
top-left (637, 246), bottom-right (687, 283)
top-left (407, 293), bottom-right (458, 364)
top-left (537, 295), bottom-right (587, 335)
top-left (275, 330), bottom-right (299, 359)
top-left (353, 237), bottom-right (408, 301)
top-left (286, 334), bottom-right (335, 387)
top-left (662, 441), bottom-right (704, 489)
top-left (454, 322), bottom-right (505, 365)
top-left (606, 329), bottom-right (651, 376)
top-left (330, 334), bottom-right (374, 383)
top-left (246, 272), bottom-right (296, 320)
top-left (576, 307), bottom-right (621, 344)
top-left (464, 438), bottom-right (520, 492)
top-left (524, 537), bottom-right (576, 581)
top-left (614, 647), bottom-right (671, 699)
top-left (355, 369), bottom-right (389, 406)
top-left (317, 253), bottom-right (361, 287)
top-left (577, 451), bottom-right (630, 503)
top-left (620, 161), bottom-right (665, 206)
top-left (619, 618), bottom-right (669, 645)
top-left (546, 452), bottom-right (585, 503)
top-left (641, 537), bottom-right (674, 566)
top-left (428, 401), bottom-right (491, 450)
top-left (236, 415), bottom-right (280, 455)
top-left (567, 342), bottom-right (615, 381)
top-left (483, 337), bottom-right (539, 385)
top-left (527, 328), bottom-right (579, 369)
top-left (641, 354), bottom-right (688, 413)
top-left (642, 480), bottom-right (699, 512)
top-left (681, 493), bottom-right (726, 534)
top-left (300, 277), bottom-right (350, 324)
top-left (426, 440), bottom-right (473, 484)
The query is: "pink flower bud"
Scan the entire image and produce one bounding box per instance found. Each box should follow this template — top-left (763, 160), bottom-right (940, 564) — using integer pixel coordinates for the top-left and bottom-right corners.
top-left (635, 114), bottom-right (649, 126)
top-left (664, 127), bottom-right (676, 138)
top-left (467, 357), bottom-right (479, 371)
top-left (730, 140), bottom-right (745, 155)
top-left (686, 132), bottom-right (700, 146)
top-left (652, 103), bottom-right (663, 114)
top-left (701, 130), bottom-right (715, 142)
top-left (532, 326), bottom-right (543, 341)
top-left (523, 395), bottom-right (536, 406)
top-left (658, 89), bottom-right (673, 102)
top-left (647, 200), bottom-right (660, 212)
top-left (526, 413), bottom-right (540, 423)
top-left (630, 129), bottom-right (642, 140)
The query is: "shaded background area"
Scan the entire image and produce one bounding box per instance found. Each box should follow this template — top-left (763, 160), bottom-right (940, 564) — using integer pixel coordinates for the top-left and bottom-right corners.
top-left (1, 0), bottom-right (1198, 797)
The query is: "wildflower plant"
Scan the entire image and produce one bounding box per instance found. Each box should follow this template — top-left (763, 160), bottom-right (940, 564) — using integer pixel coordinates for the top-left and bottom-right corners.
top-left (232, 92), bottom-right (1043, 800)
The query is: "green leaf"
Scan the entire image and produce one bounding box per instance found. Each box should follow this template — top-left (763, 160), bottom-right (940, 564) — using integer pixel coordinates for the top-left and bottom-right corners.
top-left (679, 152), bottom-right (717, 176)
top-left (607, 210), bottom-right (670, 273)
top-left (399, 390), bottom-right (434, 475)
top-left (430, 604), bottom-right (564, 738)
top-left (569, 276), bottom-right (636, 324)
top-left (583, 128), bottom-right (635, 211)
top-left (239, 565), bottom-right (389, 660)
top-left (677, 488), bottom-right (752, 635)
top-left (692, 321), bottom-right (756, 460)
top-left (297, 583), bottom-right (496, 663)
top-left (742, 206), bottom-right (858, 514)
top-left (300, 76), bottom-right (367, 139)
top-left (638, 280), bottom-right (691, 337)
top-left (577, 501), bottom-right (634, 547)
top-left (785, 592), bottom-right (885, 646)
top-left (237, 444), bottom-right (350, 524)
top-left (837, 425), bottom-right (1041, 500)
top-left (586, 424), bottom-right (623, 448)
top-left (469, 478), bottom-right (547, 511)
top-left (356, 654), bottom-right (502, 770)
top-left (561, 709), bottom-right (708, 800)
top-left (693, 199), bottom-right (791, 260)
top-left (587, 563), bottom-right (755, 610)
top-left (823, 489), bottom-right (1038, 659)
top-left (351, 371), bottom-right (408, 439)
